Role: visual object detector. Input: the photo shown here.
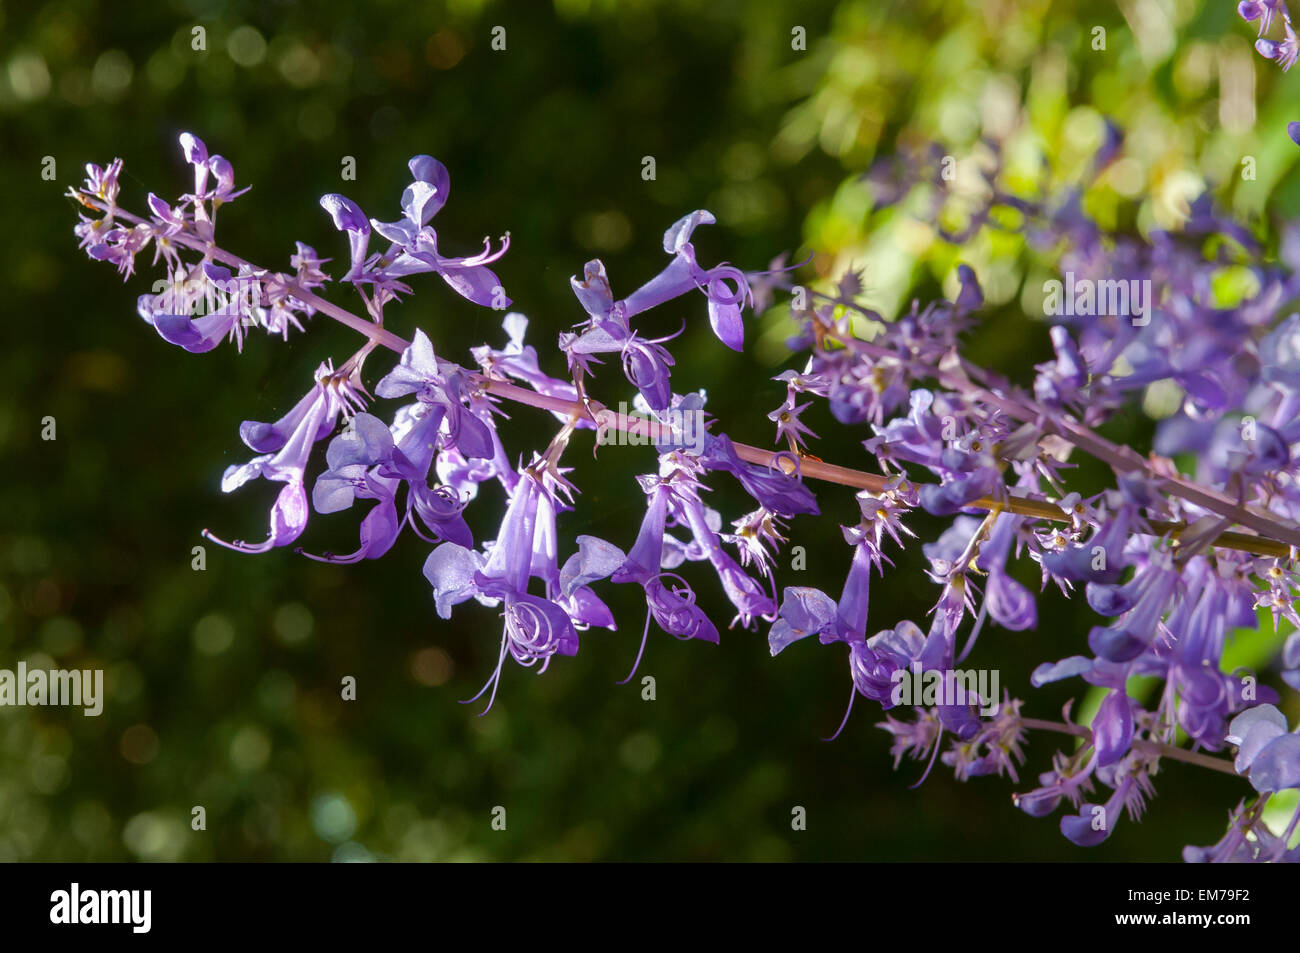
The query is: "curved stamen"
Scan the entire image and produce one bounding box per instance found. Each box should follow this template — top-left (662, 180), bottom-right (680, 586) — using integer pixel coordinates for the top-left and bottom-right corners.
top-left (617, 607), bottom-right (655, 686)
top-left (823, 681), bottom-right (857, 742)
top-left (201, 527), bottom-right (277, 555)
top-left (701, 264), bottom-right (750, 308)
top-left (460, 632), bottom-right (509, 716)
top-left (956, 596), bottom-right (989, 665)
top-left (910, 723), bottom-right (946, 789)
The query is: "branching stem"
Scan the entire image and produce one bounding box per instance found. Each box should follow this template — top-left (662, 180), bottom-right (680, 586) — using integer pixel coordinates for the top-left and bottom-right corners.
top-left (85, 196), bottom-right (1296, 558)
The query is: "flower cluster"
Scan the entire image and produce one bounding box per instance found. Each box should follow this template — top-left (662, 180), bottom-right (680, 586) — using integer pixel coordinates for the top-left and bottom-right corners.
top-left (759, 136), bottom-right (1300, 856)
top-left (72, 130), bottom-right (1300, 860)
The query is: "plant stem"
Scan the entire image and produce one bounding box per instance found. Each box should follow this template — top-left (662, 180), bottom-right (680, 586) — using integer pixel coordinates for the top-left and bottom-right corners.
top-left (1019, 717), bottom-right (1240, 776)
top-left (89, 197), bottom-right (1295, 558)
top-left (804, 288), bottom-right (1300, 553)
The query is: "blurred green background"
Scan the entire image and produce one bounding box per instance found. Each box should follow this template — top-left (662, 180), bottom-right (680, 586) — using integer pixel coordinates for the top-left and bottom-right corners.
top-left (1, 0), bottom-right (1297, 861)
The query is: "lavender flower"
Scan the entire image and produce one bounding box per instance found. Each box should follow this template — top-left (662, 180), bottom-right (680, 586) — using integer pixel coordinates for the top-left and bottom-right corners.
top-left (70, 125), bottom-right (1300, 862)
top-left (323, 155), bottom-right (510, 308)
top-left (205, 360), bottom-right (366, 554)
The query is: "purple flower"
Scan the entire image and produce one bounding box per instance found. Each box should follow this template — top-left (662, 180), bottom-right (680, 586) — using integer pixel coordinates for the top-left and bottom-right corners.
top-left (1261, 313), bottom-right (1300, 389)
top-left (175, 132), bottom-right (249, 221)
top-left (178, 133), bottom-right (209, 202)
top-left (1245, 737), bottom-right (1300, 793)
top-left (424, 464), bottom-right (594, 712)
top-left (612, 478), bottom-right (720, 676)
top-left (621, 210), bottom-right (753, 351)
top-left (655, 455), bottom-right (778, 626)
top-left (1227, 704), bottom-right (1300, 793)
top-left (1040, 502), bottom-right (1133, 585)
top-left (80, 158), bottom-right (123, 205)
top-left (1060, 775), bottom-right (1136, 847)
top-left (878, 707), bottom-right (942, 768)
top-left (367, 155), bottom-right (511, 308)
top-left (975, 512), bottom-right (1036, 630)
top-left (768, 396), bottom-right (818, 450)
top-left (768, 585), bottom-right (838, 655)
top-left (1091, 689), bottom-right (1135, 767)
top-left (697, 433), bottom-right (819, 517)
top-left (1034, 326), bottom-right (1090, 409)
top-left (563, 261), bottom-right (681, 412)
top-left (720, 507), bottom-right (788, 579)
top-left (207, 154), bottom-right (251, 207)
top-left (370, 154), bottom-right (451, 245)
top-left (205, 361), bottom-right (365, 553)
top-left (1238, 1), bottom-right (1273, 34)
top-left (1184, 798), bottom-right (1300, 862)
top-left (1283, 631), bottom-right (1300, 691)
top-left (146, 262), bottom-right (248, 353)
top-left (376, 329), bottom-right (495, 460)
top-left (1257, 21), bottom-right (1300, 71)
top-left (855, 621), bottom-right (927, 705)
top-left (1205, 417), bottom-right (1291, 479)
top-left (1030, 655), bottom-right (1095, 687)
top-left (559, 534), bottom-right (626, 603)
top-left (1086, 550), bottom-right (1179, 663)
top-left (940, 694), bottom-right (1027, 781)
top-left (77, 218), bottom-right (151, 278)
top-left (307, 405), bottom-right (473, 563)
top-left (308, 413), bottom-right (405, 563)
top-left (319, 193), bottom-right (372, 284)
top-left (770, 544), bottom-right (925, 731)
top-left (319, 155), bottom-right (509, 309)
top-left (1014, 750), bottom-right (1097, 818)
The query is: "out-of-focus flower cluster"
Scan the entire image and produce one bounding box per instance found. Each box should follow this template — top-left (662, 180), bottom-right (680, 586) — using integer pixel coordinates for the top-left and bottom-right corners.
top-left (1240, 1), bottom-right (1300, 74)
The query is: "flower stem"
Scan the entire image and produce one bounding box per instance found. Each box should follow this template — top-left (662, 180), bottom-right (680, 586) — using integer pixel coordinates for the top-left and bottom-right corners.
top-left (1019, 717), bottom-right (1240, 776)
top-left (91, 196), bottom-right (1295, 559)
top-left (801, 287), bottom-right (1300, 554)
